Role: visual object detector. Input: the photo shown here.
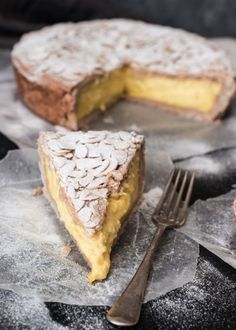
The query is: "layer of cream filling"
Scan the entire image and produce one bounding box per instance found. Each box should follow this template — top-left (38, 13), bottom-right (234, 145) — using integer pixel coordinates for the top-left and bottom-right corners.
top-left (42, 149), bottom-right (142, 283)
top-left (76, 67), bottom-right (222, 121)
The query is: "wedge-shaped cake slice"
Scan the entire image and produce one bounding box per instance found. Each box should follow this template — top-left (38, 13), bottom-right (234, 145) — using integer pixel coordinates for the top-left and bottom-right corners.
top-left (38, 130), bottom-right (144, 283)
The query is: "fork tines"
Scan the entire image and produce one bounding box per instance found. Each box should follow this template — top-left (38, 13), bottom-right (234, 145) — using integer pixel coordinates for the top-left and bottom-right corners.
top-left (153, 169), bottom-right (195, 225)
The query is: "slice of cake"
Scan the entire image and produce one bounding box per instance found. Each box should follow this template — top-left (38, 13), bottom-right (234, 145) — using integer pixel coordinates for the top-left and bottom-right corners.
top-left (12, 19), bottom-right (235, 129)
top-left (38, 130), bottom-right (144, 283)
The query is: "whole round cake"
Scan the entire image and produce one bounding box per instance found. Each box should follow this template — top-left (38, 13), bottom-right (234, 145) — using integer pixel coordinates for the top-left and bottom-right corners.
top-left (11, 19), bottom-right (235, 129)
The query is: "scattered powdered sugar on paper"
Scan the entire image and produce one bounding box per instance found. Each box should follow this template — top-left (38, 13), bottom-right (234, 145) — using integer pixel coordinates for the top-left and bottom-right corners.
top-left (140, 186), bottom-right (163, 212)
top-left (0, 149), bottom-right (199, 305)
top-left (176, 155), bottom-right (223, 174)
top-left (0, 290), bottom-right (65, 330)
top-left (145, 252), bottom-right (236, 330)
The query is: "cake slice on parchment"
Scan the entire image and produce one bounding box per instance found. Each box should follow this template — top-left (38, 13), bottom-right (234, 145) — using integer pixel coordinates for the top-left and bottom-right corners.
top-left (38, 130), bottom-right (144, 283)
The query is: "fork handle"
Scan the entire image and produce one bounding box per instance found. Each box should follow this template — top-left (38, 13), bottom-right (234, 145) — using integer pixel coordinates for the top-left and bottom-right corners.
top-left (106, 223), bottom-right (166, 327)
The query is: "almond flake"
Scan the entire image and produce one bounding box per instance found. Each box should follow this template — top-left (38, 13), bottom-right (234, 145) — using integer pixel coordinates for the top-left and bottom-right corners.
top-left (119, 131), bottom-right (132, 142)
top-left (78, 174), bottom-right (94, 187)
top-left (67, 184), bottom-right (76, 198)
top-left (59, 162), bottom-right (75, 179)
top-left (112, 150), bottom-right (127, 165)
top-left (99, 158), bottom-right (118, 176)
top-left (92, 159), bottom-right (110, 176)
top-left (77, 206), bottom-right (92, 224)
top-left (114, 139), bottom-right (130, 150)
top-left (87, 144), bottom-right (100, 158)
top-left (72, 199), bottom-right (85, 211)
top-left (87, 176), bottom-right (107, 189)
top-left (74, 144), bottom-right (88, 158)
top-left (99, 143), bottom-right (113, 159)
top-left (70, 169), bottom-right (87, 178)
top-left (48, 140), bottom-right (61, 152)
top-left (59, 135), bottom-right (77, 149)
top-left (53, 156), bottom-right (66, 168)
top-left (76, 158), bottom-right (102, 170)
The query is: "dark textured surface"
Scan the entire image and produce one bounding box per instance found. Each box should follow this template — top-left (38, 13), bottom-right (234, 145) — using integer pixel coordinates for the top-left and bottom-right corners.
top-left (1, 0), bottom-right (236, 48)
top-left (0, 132), bottom-right (236, 329)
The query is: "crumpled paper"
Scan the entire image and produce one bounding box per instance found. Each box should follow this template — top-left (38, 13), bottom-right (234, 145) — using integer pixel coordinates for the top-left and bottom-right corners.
top-left (175, 147), bottom-right (236, 268)
top-left (0, 148), bottom-right (199, 305)
top-left (179, 189), bottom-right (236, 269)
top-left (1, 39), bottom-right (236, 160)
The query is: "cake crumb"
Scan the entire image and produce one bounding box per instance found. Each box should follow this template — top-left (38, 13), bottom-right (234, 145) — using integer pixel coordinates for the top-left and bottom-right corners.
top-left (61, 245), bottom-right (72, 257)
top-left (32, 187), bottom-right (43, 196)
top-left (233, 200), bottom-right (236, 220)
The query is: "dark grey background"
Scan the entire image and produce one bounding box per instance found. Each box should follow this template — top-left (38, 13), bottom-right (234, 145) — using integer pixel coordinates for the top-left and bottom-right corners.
top-left (0, 0), bottom-right (236, 47)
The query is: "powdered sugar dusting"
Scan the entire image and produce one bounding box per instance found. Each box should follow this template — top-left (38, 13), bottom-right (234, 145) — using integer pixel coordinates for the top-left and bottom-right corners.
top-left (177, 155), bottom-right (222, 174)
top-left (12, 19), bottom-right (233, 88)
top-left (0, 291), bottom-right (64, 329)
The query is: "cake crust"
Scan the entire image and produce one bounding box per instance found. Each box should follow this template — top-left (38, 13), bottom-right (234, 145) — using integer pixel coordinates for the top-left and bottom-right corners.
top-left (12, 19), bottom-right (235, 128)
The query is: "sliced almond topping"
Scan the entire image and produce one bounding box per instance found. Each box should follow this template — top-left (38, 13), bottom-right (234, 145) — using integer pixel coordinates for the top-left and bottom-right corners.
top-left (99, 157), bottom-right (118, 176)
top-left (99, 143), bottom-right (113, 159)
top-left (114, 139), bottom-right (130, 150)
top-left (87, 144), bottom-right (100, 158)
top-left (72, 199), bottom-right (85, 212)
top-left (58, 135), bottom-right (77, 149)
top-left (53, 156), bottom-right (66, 168)
top-left (48, 140), bottom-right (61, 152)
top-left (87, 176), bottom-right (107, 189)
top-left (74, 144), bottom-right (88, 158)
top-left (92, 159), bottom-right (110, 176)
top-left (67, 184), bottom-right (76, 198)
top-left (59, 162), bottom-right (75, 179)
top-left (40, 130), bottom-right (144, 234)
top-left (69, 169), bottom-right (87, 179)
top-left (75, 158), bottom-right (102, 170)
top-left (119, 131), bottom-right (132, 142)
top-left (112, 150), bottom-right (127, 165)
top-left (78, 174), bottom-right (94, 187)
top-left (77, 206), bottom-right (92, 224)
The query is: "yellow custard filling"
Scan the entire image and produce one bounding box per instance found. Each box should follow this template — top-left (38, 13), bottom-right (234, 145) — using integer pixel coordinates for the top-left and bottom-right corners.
top-left (125, 70), bottom-right (221, 113)
top-left (76, 68), bottom-right (221, 120)
top-left (43, 150), bottom-right (142, 283)
top-left (76, 69), bottom-right (125, 121)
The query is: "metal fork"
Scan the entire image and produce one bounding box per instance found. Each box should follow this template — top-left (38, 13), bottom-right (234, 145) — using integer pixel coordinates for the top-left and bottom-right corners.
top-left (106, 169), bottom-right (195, 327)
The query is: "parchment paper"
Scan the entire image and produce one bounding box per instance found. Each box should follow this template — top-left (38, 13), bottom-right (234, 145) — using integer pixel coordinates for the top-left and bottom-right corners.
top-left (179, 189), bottom-right (236, 269)
top-left (0, 148), bottom-right (199, 305)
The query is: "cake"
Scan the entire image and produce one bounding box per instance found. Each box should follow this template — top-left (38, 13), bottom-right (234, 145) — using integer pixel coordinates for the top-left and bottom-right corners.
top-left (38, 130), bottom-right (144, 283)
top-left (12, 19), bottom-right (235, 129)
